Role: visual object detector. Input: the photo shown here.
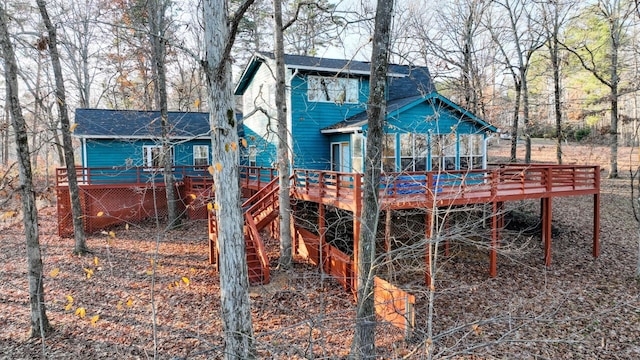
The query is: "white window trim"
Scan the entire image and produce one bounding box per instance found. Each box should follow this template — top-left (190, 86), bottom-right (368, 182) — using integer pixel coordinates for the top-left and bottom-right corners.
top-left (193, 145), bottom-right (209, 166)
top-left (307, 75), bottom-right (359, 104)
top-left (143, 145), bottom-right (173, 170)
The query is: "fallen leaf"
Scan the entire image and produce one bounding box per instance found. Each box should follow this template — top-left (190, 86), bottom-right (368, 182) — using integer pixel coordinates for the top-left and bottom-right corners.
top-left (49, 268), bottom-right (60, 277)
top-left (75, 307), bottom-right (86, 318)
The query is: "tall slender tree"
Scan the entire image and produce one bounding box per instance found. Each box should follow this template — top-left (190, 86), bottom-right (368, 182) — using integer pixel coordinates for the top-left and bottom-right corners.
top-left (36, 0), bottom-right (89, 254)
top-left (350, 0), bottom-right (394, 357)
top-left (565, 0), bottom-right (634, 178)
top-left (273, 0), bottom-right (293, 269)
top-left (203, 0), bottom-right (257, 357)
top-left (148, 0), bottom-right (180, 228)
top-left (0, 5), bottom-right (51, 338)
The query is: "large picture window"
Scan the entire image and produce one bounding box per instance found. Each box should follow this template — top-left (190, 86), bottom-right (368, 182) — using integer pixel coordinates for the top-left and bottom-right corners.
top-left (307, 75), bottom-right (359, 104)
top-left (459, 134), bottom-right (483, 170)
top-left (382, 134), bottom-right (396, 172)
top-left (400, 133), bottom-right (427, 172)
top-left (430, 134), bottom-right (456, 171)
top-left (143, 145), bottom-right (173, 169)
top-left (193, 145), bottom-right (209, 166)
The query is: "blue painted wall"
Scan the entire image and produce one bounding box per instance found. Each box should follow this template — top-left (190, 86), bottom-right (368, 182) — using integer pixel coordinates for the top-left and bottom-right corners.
top-left (289, 73), bottom-right (368, 170)
top-left (83, 139), bottom-right (212, 168)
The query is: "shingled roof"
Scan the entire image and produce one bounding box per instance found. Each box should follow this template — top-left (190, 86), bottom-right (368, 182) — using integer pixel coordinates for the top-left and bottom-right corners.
top-left (234, 52), bottom-right (435, 100)
top-left (73, 109), bottom-right (211, 139)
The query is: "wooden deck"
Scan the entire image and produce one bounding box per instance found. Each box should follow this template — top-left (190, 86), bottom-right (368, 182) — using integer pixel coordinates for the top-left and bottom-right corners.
top-left (292, 164), bottom-right (600, 285)
top-left (292, 164), bottom-right (600, 210)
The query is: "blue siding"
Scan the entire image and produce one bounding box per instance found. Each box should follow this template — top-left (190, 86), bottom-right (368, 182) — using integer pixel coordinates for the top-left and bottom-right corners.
top-left (84, 139), bottom-right (212, 168)
top-left (290, 74), bottom-right (368, 170)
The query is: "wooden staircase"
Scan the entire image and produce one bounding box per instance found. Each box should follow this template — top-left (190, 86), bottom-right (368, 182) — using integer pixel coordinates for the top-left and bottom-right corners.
top-left (209, 177), bottom-right (280, 285)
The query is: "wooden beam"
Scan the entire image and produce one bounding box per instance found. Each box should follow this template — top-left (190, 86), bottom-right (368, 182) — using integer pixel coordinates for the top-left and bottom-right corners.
top-left (490, 201), bottom-right (498, 277)
top-left (593, 193), bottom-right (600, 257)
top-left (425, 209), bottom-right (433, 287)
top-left (542, 197), bottom-right (553, 267)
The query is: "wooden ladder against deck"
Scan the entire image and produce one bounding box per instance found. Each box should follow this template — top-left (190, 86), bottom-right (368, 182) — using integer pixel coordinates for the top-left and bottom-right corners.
top-left (209, 177), bottom-right (280, 285)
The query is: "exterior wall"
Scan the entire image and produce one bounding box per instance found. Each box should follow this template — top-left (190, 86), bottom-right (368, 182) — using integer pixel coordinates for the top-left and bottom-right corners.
top-left (290, 73), bottom-right (368, 170)
top-left (241, 60), bottom-right (279, 168)
top-left (83, 138), bottom-right (212, 168)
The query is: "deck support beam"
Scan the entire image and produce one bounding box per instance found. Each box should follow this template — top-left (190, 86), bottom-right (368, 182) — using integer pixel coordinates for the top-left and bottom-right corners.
top-left (319, 203), bottom-right (325, 271)
top-left (425, 209), bottom-right (433, 287)
top-left (541, 197), bottom-right (552, 267)
top-left (490, 201), bottom-right (498, 277)
top-left (593, 193), bottom-right (600, 258)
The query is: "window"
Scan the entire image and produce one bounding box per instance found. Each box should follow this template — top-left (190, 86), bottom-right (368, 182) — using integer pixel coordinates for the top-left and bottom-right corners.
top-left (248, 146), bottom-right (257, 167)
top-left (382, 134), bottom-right (396, 172)
top-left (143, 145), bottom-right (173, 169)
top-left (352, 133), bottom-right (363, 173)
top-left (193, 145), bottom-right (209, 166)
top-left (459, 134), bottom-right (483, 170)
top-left (307, 75), bottom-right (359, 104)
top-left (399, 133), bottom-right (427, 172)
top-left (430, 134), bottom-right (456, 171)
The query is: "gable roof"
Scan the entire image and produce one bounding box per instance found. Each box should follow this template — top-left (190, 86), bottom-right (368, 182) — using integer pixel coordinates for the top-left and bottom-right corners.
top-left (234, 52), bottom-right (435, 99)
top-left (73, 109), bottom-right (211, 139)
top-left (321, 93), bottom-right (498, 134)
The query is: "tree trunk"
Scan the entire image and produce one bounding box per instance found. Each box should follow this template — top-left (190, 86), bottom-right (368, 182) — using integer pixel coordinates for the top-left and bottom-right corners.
top-left (36, 0), bottom-right (88, 254)
top-left (522, 71), bottom-right (531, 164)
top-left (148, 0), bottom-right (180, 227)
top-left (609, 22), bottom-right (619, 179)
top-left (273, 0), bottom-right (293, 269)
top-left (351, 0), bottom-right (394, 358)
top-left (509, 80), bottom-right (521, 162)
top-left (0, 6), bottom-right (51, 338)
top-left (553, 57), bottom-right (563, 164)
top-left (203, 0), bottom-right (256, 358)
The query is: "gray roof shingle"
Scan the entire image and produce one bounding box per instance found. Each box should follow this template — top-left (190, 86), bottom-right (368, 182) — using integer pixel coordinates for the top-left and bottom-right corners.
top-left (73, 109), bottom-right (210, 139)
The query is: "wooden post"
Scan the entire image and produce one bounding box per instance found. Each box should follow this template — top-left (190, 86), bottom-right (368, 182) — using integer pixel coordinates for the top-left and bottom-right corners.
top-left (542, 197), bottom-right (553, 267)
top-left (385, 209), bottom-right (392, 264)
top-left (319, 203), bottom-right (326, 270)
top-left (425, 209), bottom-right (433, 287)
top-left (352, 174), bottom-right (362, 294)
top-left (593, 193), bottom-right (600, 258)
top-left (490, 201), bottom-right (498, 277)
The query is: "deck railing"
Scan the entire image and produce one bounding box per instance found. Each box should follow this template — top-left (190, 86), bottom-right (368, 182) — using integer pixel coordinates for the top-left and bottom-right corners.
top-left (293, 164), bottom-right (599, 206)
top-left (57, 165), bottom-right (278, 187)
top-left (56, 165), bottom-right (211, 186)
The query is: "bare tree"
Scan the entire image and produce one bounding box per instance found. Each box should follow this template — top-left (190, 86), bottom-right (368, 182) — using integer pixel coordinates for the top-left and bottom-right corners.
top-left (36, 0), bottom-right (89, 255)
top-left (203, 0), bottom-right (257, 358)
top-left (148, 0), bottom-right (180, 228)
top-left (350, 0), bottom-right (394, 358)
top-left (409, 0), bottom-right (491, 117)
top-left (487, 0), bottom-right (545, 163)
top-left (0, 5), bottom-right (51, 339)
top-left (537, 0), bottom-right (575, 164)
top-left (273, 0), bottom-right (293, 269)
top-left (564, 0), bottom-right (635, 178)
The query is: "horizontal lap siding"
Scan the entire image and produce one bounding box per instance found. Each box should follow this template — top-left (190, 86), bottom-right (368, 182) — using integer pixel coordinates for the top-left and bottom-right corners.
top-left (85, 139), bottom-right (210, 168)
top-left (384, 102), bottom-right (485, 135)
top-left (291, 74), bottom-right (368, 170)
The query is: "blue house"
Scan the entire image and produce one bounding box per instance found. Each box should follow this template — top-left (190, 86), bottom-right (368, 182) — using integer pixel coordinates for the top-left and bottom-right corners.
top-left (73, 108), bottom-right (212, 175)
top-left (235, 52), bottom-right (498, 173)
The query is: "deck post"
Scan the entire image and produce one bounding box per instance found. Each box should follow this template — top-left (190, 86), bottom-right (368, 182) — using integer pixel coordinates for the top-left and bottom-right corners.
top-left (319, 203), bottom-right (326, 270)
top-left (490, 201), bottom-right (498, 277)
top-left (593, 166), bottom-right (600, 258)
top-left (352, 174), bottom-right (362, 293)
top-left (425, 209), bottom-right (433, 287)
top-left (385, 209), bottom-right (392, 259)
top-left (542, 197), bottom-right (553, 267)
top-left (593, 193), bottom-right (600, 258)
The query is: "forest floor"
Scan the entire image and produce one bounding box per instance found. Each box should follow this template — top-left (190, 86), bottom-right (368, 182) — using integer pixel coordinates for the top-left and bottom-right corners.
top-left (1, 138), bottom-right (639, 359)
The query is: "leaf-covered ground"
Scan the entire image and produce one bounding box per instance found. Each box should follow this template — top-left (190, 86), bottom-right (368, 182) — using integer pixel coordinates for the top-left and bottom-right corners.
top-left (1, 139), bottom-right (639, 359)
